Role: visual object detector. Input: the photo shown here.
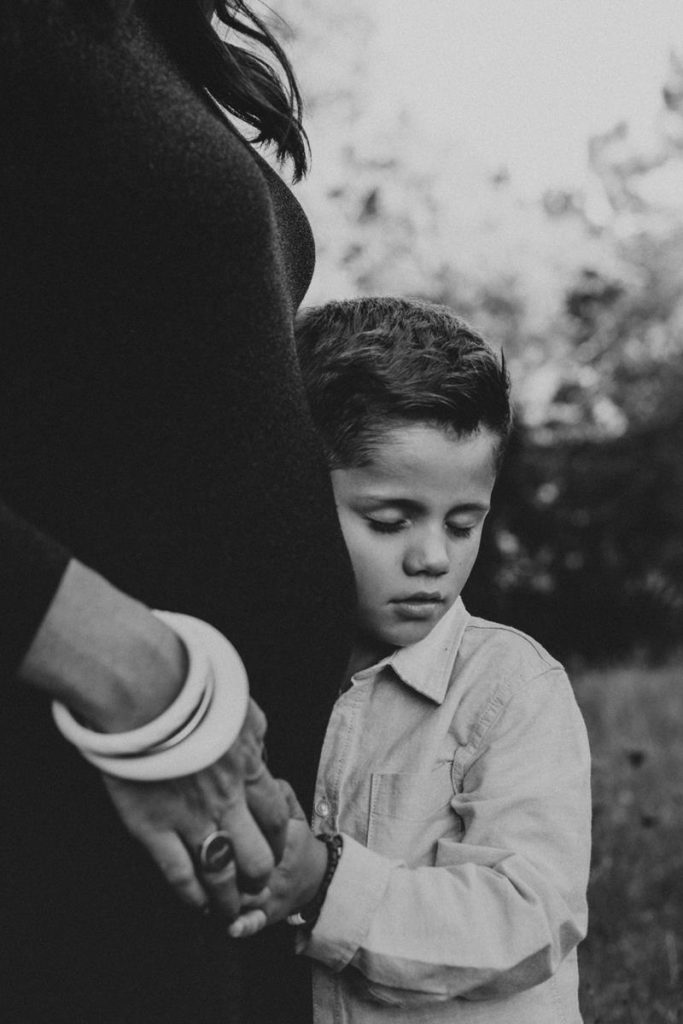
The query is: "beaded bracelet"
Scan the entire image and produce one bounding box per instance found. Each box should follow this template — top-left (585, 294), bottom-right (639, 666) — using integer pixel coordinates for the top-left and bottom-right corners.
top-left (287, 833), bottom-right (344, 931)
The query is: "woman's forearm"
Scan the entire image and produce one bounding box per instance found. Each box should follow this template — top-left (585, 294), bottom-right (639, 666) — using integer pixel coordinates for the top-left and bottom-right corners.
top-left (18, 559), bottom-right (187, 732)
top-left (21, 559), bottom-right (290, 915)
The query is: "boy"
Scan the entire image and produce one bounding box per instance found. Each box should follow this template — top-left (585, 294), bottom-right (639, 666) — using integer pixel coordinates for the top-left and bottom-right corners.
top-left (231, 298), bottom-right (591, 1023)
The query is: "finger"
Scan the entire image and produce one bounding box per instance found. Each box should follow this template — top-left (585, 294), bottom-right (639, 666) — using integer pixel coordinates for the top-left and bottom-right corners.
top-left (242, 769), bottom-right (290, 864)
top-left (275, 778), bottom-right (307, 821)
top-left (237, 702), bottom-right (290, 862)
top-left (242, 698), bottom-right (268, 748)
top-left (219, 797), bottom-right (278, 894)
top-left (143, 831), bottom-right (208, 911)
top-left (198, 853), bottom-right (241, 920)
top-left (239, 886), bottom-right (271, 910)
top-left (228, 909), bottom-right (268, 939)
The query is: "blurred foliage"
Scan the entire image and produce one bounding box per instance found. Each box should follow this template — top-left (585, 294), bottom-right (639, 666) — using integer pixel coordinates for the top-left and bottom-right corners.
top-left (464, 411), bottom-right (683, 662)
top-left (464, 221), bottom-right (683, 662)
top-left (266, 5), bottom-right (683, 660)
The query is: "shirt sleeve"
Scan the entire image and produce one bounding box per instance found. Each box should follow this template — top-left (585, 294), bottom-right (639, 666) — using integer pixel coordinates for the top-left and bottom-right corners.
top-left (301, 668), bottom-right (591, 1005)
top-left (0, 500), bottom-right (71, 678)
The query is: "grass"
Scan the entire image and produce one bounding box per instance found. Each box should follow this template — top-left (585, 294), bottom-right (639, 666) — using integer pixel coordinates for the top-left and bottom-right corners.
top-left (574, 660), bottom-right (683, 1023)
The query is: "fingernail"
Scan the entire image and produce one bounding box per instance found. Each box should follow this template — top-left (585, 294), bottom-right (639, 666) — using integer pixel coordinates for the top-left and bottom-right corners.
top-left (228, 921), bottom-right (243, 938)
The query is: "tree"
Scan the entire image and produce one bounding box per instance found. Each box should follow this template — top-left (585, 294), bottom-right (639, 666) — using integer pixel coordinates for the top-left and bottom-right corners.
top-left (267, 5), bottom-right (683, 658)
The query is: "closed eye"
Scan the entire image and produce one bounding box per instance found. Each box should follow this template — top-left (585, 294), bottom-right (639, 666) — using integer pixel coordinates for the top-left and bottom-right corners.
top-left (366, 517), bottom-right (407, 534)
top-left (446, 523), bottom-right (475, 539)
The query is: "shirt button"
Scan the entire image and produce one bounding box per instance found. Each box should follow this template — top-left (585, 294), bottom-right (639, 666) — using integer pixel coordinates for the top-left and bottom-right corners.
top-left (315, 797), bottom-right (331, 818)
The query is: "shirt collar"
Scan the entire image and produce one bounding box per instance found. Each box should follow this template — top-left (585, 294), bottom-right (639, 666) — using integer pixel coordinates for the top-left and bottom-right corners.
top-left (353, 598), bottom-right (469, 705)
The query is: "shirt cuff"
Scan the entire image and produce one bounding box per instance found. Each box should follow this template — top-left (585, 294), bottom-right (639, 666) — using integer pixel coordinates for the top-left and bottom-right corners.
top-left (298, 833), bottom-right (400, 971)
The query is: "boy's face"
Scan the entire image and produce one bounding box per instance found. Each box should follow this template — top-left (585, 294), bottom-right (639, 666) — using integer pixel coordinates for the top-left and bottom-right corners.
top-left (332, 423), bottom-right (497, 661)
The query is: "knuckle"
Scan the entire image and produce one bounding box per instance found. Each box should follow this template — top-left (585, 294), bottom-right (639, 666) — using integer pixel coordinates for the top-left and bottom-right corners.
top-left (218, 783), bottom-right (247, 814)
top-left (163, 861), bottom-right (199, 891)
top-left (178, 888), bottom-right (207, 910)
top-left (202, 875), bottom-right (236, 897)
top-left (243, 758), bottom-right (268, 785)
top-left (128, 820), bottom-right (160, 847)
top-left (274, 777), bottom-right (294, 802)
top-left (124, 819), bottom-right (147, 842)
top-left (246, 701), bottom-right (268, 741)
top-left (240, 851), bottom-right (275, 890)
top-left (268, 802), bottom-right (290, 837)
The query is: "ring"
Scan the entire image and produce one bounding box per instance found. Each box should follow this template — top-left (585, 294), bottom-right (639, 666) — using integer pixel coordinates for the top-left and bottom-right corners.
top-left (198, 830), bottom-right (235, 873)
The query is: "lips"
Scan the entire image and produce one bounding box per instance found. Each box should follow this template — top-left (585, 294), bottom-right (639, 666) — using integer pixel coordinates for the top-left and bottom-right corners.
top-left (391, 593), bottom-right (444, 620)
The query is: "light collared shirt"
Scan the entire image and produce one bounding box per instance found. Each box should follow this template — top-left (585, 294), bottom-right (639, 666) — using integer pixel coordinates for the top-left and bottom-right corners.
top-left (299, 599), bottom-right (591, 1024)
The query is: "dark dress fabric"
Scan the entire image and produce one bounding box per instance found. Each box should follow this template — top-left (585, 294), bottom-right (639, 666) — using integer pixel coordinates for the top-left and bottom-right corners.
top-left (0, 2), bottom-right (355, 1021)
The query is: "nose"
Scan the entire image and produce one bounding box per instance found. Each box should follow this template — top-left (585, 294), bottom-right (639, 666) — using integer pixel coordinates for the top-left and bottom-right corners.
top-left (403, 528), bottom-right (450, 577)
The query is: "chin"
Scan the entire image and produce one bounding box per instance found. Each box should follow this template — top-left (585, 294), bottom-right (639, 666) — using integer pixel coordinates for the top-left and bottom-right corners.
top-left (386, 622), bottom-right (434, 649)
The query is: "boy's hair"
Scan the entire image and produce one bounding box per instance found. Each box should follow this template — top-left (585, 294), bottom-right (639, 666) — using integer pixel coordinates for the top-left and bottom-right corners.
top-left (295, 297), bottom-right (512, 469)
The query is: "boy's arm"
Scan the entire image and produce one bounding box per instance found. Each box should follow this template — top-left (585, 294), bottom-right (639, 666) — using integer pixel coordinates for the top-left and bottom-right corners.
top-left (302, 668), bottom-right (591, 1004)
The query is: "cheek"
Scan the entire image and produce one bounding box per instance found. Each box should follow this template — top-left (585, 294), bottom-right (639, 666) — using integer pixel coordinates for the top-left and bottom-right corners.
top-left (455, 538), bottom-right (483, 579)
top-left (337, 518), bottom-right (375, 581)
top-left (349, 537), bottom-right (387, 591)
top-left (337, 522), bottom-right (395, 598)
top-left (445, 535), bottom-right (480, 578)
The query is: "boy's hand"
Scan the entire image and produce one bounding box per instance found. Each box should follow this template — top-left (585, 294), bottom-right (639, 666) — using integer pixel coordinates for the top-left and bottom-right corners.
top-left (228, 781), bottom-right (328, 938)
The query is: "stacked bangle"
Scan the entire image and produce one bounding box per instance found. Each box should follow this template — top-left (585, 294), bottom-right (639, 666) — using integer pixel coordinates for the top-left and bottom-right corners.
top-left (51, 611), bottom-right (249, 782)
top-left (287, 833), bottom-right (343, 932)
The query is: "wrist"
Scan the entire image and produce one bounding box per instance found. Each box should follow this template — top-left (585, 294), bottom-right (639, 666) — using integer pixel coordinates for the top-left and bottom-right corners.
top-left (300, 830), bottom-right (330, 908)
top-left (86, 613), bottom-right (188, 733)
top-left (21, 560), bottom-right (186, 732)
top-left (52, 613), bottom-right (250, 782)
top-left (289, 833), bottom-right (344, 931)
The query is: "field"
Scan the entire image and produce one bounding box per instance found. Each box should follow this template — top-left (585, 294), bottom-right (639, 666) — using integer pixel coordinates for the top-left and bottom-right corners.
top-left (575, 661), bottom-right (683, 1022)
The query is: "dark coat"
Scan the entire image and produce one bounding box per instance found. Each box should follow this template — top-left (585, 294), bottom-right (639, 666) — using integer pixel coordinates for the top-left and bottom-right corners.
top-left (0, 2), bottom-right (355, 1021)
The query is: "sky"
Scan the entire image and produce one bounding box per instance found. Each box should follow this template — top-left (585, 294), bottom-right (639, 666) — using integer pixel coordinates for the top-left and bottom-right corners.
top-left (368, 0), bottom-right (683, 197)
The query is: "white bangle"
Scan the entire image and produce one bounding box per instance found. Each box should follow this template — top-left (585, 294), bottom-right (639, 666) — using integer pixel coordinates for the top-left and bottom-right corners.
top-left (53, 612), bottom-right (250, 782)
top-left (152, 671), bottom-right (215, 751)
top-left (51, 623), bottom-right (210, 757)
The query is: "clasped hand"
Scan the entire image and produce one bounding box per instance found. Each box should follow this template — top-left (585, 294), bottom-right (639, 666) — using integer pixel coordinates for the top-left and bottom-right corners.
top-left (103, 699), bottom-right (291, 920)
top-left (228, 780), bottom-right (328, 938)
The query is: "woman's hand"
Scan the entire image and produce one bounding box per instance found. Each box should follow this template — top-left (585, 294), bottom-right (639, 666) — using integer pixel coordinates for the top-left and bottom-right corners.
top-left (102, 699), bottom-right (289, 919)
top-left (20, 561), bottom-right (290, 919)
top-left (228, 781), bottom-right (328, 937)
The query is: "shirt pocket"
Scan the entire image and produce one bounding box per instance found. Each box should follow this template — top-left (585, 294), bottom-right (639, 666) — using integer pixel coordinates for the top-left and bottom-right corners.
top-left (367, 763), bottom-right (462, 864)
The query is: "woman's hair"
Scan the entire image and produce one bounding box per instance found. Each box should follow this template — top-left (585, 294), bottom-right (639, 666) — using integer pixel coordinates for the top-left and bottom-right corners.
top-left (141, 0), bottom-right (308, 180)
top-left (295, 297), bottom-right (512, 469)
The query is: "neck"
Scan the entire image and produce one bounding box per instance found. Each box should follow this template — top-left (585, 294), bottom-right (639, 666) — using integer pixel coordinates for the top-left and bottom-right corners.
top-left (344, 637), bottom-right (393, 684)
